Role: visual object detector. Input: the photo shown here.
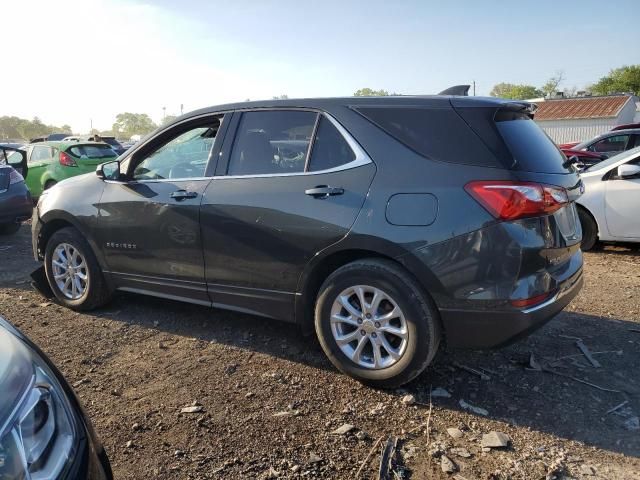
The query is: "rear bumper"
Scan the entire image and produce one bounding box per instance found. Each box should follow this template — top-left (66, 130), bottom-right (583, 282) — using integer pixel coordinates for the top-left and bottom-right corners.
top-left (0, 183), bottom-right (32, 224)
top-left (441, 267), bottom-right (583, 348)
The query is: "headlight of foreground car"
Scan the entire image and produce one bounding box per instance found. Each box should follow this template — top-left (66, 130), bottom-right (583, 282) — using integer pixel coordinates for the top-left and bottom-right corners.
top-left (0, 331), bottom-right (78, 479)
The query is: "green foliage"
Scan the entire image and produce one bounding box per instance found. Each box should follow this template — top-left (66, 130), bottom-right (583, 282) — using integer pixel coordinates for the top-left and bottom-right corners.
top-left (112, 112), bottom-right (157, 139)
top-left (489, 83), bottom-right (542, 100)
top-left (354, 88), bottom-right (390, 97)
top-left (272, 94), bottom-right (289, 100)
top-left (161, 115), bottom-right (178, 126)
top-left (0, 116), bottom-right (72, 141)
top-left (541, 71), bottom-right (565, 97)
top-left (591, 65), bottom-right (640, 96)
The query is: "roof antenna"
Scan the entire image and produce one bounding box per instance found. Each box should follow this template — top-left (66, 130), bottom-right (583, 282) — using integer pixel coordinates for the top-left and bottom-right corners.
top-left (438, 85), bottom-right (470, 96)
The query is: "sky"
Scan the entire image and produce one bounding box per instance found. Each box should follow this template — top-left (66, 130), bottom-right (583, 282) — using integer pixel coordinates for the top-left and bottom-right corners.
top-left (2, 0), bottom-right (639, 133)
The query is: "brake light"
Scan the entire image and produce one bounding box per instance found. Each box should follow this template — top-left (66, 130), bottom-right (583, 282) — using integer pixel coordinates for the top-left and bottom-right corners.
top-left (59, 151), bottom-right (77, 167)
top-left (465, 181), bottom-right (569, 221)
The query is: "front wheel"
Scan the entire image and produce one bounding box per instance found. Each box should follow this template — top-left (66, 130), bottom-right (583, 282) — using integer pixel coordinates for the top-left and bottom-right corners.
top-left (578, 208), bottom-right (598, 251)
top-left (314, 259), bottom-right (441, 388)
top-left (44, 227), bottom-right (112, 310)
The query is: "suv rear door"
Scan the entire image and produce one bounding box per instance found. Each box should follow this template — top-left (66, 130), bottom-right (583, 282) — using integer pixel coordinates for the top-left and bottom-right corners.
top-left (200, 109), bottom-right (375, 320)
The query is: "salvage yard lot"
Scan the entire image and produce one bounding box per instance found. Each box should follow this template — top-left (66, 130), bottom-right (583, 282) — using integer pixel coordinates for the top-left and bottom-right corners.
top-left (1, 226), bottom-right (639, 479)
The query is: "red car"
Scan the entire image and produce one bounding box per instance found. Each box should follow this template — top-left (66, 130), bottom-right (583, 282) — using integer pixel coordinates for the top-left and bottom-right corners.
top-left (559, 129), bottom-right (640, 169)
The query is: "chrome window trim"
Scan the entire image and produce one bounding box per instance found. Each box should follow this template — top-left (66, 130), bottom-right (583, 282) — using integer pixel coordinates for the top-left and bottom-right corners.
top-left (217, 112), bottom-right (372, 180)
top-left (115, 110), bottom-right (372, 183)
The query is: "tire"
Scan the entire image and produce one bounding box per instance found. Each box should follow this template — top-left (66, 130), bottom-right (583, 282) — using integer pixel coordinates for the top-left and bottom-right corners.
top-left (578, 208), bottom-right (598, 251)
top-left (44, 227), bottom-right (112, 310)
top-left (0, 223), bottom-right (21, 235)
top-left (44, 180), bottom-right (57, 190)
top-left (314, 258), bottom-right (441, 388)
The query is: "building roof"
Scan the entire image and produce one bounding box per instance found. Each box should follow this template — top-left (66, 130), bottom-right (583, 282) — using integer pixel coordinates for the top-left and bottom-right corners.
top-left (534, 95), bottom-right (632, 121)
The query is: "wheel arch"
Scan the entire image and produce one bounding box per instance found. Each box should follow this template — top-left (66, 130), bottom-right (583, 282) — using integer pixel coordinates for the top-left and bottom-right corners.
top-left (37, 211), bottom-right (108, 272)
top-left (295, 244), bottom-right (442, 335)
top-left (576, 202), bottom-right (602, 240)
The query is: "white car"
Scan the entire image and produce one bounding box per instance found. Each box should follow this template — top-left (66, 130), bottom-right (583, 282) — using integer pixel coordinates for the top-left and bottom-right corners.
top-left (577, 146), bottom-right (640, 250)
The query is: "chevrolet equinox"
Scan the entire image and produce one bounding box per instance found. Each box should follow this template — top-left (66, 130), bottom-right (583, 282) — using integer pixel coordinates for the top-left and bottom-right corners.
top-left (32, 96), bottom-right (584, 387)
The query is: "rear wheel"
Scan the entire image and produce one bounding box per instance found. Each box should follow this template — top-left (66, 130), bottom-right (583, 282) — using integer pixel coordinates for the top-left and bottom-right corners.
top-left (0, 223), bottom-right (20, 235)
top-left (44, 227), bottom-right (112, 310)
top-left (578, 208), bottom-right (598, 251)
top-left (44, 180), bottom-right (57, 190)
top-left (314, 259), bottom-right (440, 388)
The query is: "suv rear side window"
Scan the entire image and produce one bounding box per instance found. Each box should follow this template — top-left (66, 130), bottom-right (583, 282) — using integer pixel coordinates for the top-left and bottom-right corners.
top-left (228, 111), bottom-right (316, 175)
top-left (495, 111), bottom-right (568, 173)
top-left (354, 106), bottom-right (497, 167)
top-left (308, 116), bottom-right (355, 171)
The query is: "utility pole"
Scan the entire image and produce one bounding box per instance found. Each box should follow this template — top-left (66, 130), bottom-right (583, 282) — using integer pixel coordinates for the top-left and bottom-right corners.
top-left (90, 118), bottom-right (93, 132)
top-left (162, 106), bottom-right (166, 122)
top-left (473, 81), bottom-right (476, 96)
top-left (180, 104), bottom-right (184, 115)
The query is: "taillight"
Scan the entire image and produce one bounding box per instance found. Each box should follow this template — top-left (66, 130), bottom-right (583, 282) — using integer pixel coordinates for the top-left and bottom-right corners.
top-left (465, 181), bottom-right (569, 221)
top-left (59, 151), bottom-right (77, 167)
top-left (8, 169), bottom-right (24, 184)
top-left (510, 291), bottom-right (554, 309)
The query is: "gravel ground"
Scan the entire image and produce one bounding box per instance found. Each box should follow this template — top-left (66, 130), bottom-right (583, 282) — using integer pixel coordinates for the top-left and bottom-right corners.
top-left (1, 225), bottom-right (639, 479)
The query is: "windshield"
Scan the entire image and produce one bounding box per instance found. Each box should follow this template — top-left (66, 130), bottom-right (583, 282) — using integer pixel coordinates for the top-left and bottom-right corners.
top-left (585, 145), bottom-right (640, 172)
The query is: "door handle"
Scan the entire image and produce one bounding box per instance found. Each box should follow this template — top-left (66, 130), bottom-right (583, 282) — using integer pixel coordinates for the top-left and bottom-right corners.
top-left (305, 185), bottom-right (344, 198)
top-left (170, 190), bottom-right (198, 200)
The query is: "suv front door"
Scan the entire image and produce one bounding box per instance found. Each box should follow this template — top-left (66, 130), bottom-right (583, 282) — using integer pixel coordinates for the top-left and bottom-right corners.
top-left (200, 110), bottom-right (375, 320)
top-left (95, 114), bottom-right (228, 304)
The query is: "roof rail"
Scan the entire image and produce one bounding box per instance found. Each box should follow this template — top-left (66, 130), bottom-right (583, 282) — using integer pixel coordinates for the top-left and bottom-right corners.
top-left (438, 85), bottom-right (470, 96)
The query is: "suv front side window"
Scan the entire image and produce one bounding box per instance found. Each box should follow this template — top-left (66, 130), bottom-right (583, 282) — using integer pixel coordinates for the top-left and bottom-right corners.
top-left (132, 119), bottom-right (222, 181)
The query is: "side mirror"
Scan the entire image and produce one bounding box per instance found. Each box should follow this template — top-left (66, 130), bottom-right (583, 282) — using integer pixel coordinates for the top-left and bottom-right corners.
top-left (96, 160), bottom-right (121, 180)
top-left (618, 164), bottom-right (640, 179)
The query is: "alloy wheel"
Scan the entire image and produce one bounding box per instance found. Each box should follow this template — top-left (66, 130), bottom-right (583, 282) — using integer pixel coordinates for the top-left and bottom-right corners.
top-left (330, 285), bottom-right (409, 369)
top-left (51, 243), bottom-right (88, 300)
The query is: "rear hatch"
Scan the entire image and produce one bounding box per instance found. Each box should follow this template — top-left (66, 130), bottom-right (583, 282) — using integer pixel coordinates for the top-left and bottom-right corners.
top-left (66, 143), bottom-right (118, 168)
top-left (452, 100), bottom-right (582, 247)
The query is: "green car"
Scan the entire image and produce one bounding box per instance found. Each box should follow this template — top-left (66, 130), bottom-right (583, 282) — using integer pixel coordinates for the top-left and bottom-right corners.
top-left (25, 141), bottom-right (118, 197)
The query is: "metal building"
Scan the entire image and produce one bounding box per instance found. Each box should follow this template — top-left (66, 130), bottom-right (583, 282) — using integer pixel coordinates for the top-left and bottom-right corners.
top-left (533, 95), bottom-right (639, 144)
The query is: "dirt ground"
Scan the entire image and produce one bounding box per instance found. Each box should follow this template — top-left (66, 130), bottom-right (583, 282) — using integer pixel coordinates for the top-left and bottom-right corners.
top-left (1, 225), bottom-right (639, 479)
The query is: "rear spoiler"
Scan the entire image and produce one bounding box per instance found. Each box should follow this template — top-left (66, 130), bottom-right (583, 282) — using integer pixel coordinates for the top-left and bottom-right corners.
top-left (438, 85), bottom-right (470, 96)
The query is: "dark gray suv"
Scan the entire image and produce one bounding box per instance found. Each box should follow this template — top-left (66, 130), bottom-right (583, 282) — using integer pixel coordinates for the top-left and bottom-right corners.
top-left (31, 96), bottom-right (584, 387)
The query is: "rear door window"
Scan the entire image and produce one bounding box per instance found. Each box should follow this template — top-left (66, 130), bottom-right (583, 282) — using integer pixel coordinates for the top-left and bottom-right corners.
top-left (495, 112), bottom-right (569, 173)
top-left (308, 116), bottom-right (356, 171)
top-left (228, 111), bottom-right (316, 175)
top-left (29, 145), bottom-right (53, 163)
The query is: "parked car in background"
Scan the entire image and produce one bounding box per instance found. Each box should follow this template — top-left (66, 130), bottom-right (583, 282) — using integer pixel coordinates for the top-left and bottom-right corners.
top-left (30, 133), bottom-right (71, 143)
top-left (611, 122), bottom-right (640, 131)
top-left (562, 129), bottom-right (640, 164)
top-left (0, 315), bottom-right (112, 479)
top-left (0, 146), bottom-right (32, 235)
top-left (32, 96), bottom-right (583, 387)
top-left (25, 141), bottom-right (119, 198)
top-left (576, 146), bottom-right (640, 250)
top-left (86, 135), bottom-right (126, 155)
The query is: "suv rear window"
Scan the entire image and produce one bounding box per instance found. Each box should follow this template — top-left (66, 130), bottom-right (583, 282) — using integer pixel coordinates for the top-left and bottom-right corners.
top-left (495, 111), bottom-right (568, 173)
top-left (68, 145), bottom-right (117, 159)
top-left (354, 106), bottom-right (499, 167)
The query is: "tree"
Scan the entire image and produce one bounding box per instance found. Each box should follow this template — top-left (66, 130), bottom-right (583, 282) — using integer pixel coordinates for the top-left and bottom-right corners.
top-left (161, 115), bottom-right (178, 126)
top-left (489, 83), bottom-right (542, 100)
top-left (541, 71), bottom-right (565, 97)
top-left (272, 94), bottom-right (289, 100)
top-left (591, 65), bottom-right (640, 96)
top-left (112, 113), bottom-right (157, 139)
top-left (354, 88), bottom-right (390, 96)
